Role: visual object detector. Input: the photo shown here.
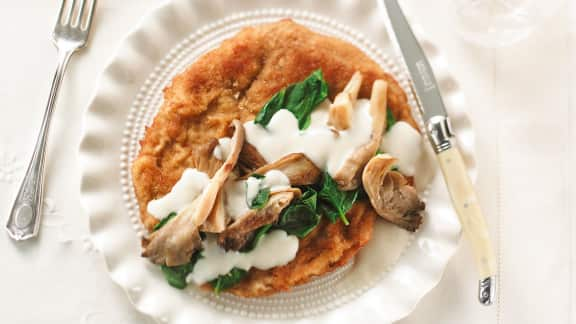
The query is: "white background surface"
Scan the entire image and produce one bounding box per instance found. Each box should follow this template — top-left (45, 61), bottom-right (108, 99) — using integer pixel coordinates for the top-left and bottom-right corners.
top-left (0, 0), bottom-right (574, 323)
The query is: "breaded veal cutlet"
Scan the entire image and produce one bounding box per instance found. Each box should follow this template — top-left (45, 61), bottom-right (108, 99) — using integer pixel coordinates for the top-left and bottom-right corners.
top-left (132, 19), bottom-right (417, 297)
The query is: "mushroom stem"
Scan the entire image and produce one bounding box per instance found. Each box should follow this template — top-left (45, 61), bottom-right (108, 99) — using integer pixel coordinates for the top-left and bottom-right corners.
top-left (201, 190), bottom-right (228, 233)
top-left (328, 72), bottom-right (363, 131)
top-left (332, 80), bottom-right (388, 190)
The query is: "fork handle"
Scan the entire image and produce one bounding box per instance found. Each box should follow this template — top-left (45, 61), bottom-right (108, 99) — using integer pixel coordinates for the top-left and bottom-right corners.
top-left (5, 49), bottom-right (74, 241)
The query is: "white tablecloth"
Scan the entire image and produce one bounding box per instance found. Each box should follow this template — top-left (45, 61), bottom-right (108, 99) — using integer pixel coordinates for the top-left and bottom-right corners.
top-left (0, 1), bottom-right (573, 323)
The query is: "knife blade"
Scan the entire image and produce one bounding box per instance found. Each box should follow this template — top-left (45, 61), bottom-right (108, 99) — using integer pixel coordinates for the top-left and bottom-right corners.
top-left (380, 0), bottom-right (497, 306)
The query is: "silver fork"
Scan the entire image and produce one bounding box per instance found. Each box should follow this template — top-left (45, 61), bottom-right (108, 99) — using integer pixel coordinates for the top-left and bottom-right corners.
top-left (5, 0), bottom-right (97, 241)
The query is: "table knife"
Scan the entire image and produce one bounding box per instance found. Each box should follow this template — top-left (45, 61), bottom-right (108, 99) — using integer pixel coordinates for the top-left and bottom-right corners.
top-left (381, 0), bottom-right (497, 305)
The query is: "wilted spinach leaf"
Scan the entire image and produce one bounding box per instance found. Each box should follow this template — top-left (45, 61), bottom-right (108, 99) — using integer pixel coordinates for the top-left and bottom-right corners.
top-left (153, 212), bottom-right (177, 231)
top-left (317, 172), bottom-right (359, 226)
top-left (250, 187), bottom-right (270, 210)
top-left (386, 108), bottom-right (397, 131)
top-left (254, 69), bottom-right (328, 130)
top-left (299, 188), bottom-right (318, 210)
top-left (210, 268), bottom-right (248, 294)
top-left (240, 224), bottom-right (272, 253)
top-left (276, 188), bottom-right (320, 238)
top-left (160, 251), bottom-right (202, 289)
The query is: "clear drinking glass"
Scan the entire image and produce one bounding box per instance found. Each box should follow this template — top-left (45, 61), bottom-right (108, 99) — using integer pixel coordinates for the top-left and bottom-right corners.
top-left (451, 0), bottom-right (565, 48)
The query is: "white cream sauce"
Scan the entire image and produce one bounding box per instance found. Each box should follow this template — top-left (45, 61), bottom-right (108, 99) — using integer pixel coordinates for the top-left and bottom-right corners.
top-left (261, 170), bottom-right (290, 192)
top-left (147, 168), bottom-right (210, 219)
top-left (379, 121), bottom-right (422, 176)
top-left (146, 168), bottom-right (210, 220)
top-left (223, 178), bottom-right (250, 221)
top-left (223, 170), bottom-right (291, 220)
top-left (244, 99), bottom-right (374, 176)
top-left (244, 176), bottom-right (261, 206)
top-left (187, 230), bottom-right (299, 284)
top-left (212, 137), bottom-right (232, 160)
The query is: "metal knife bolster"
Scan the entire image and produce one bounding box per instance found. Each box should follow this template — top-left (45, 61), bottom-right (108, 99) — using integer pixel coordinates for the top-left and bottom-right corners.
top-left (479, 276), bottom-right (496, 305)
top-left (427, 115), bottom-right (454, 153)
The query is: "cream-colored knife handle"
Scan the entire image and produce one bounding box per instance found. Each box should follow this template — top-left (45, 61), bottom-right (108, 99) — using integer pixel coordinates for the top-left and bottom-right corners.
top-left (437, 146), bottom-right (496, 305)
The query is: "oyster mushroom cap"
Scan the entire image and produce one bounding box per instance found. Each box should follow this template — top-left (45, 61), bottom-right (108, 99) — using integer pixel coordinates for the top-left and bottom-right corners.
top-left (362, 154), bottom-right (425, 232)
top-left (328, 71), bottom-right (363, 131)
top-left (238, 142), bottom-right (267, 175)
top-left (242, 153), bottom-right (321, 186)
top-left (142, 120), bottom-right (245, 266)
top-left (218, 188), bottom-right (300, 251)
top-left (142, 198), bottom-right (203, 265)
top-left (333, 79), bottom-right (388, 190)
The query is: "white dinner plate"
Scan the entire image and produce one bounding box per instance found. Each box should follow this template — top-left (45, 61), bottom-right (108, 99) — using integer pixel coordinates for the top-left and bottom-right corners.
top-left (79, 1), bottom-right (474, 323)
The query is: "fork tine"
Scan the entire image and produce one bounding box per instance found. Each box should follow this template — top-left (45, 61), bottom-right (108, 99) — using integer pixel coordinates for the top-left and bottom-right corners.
top-left (82, 0), bottom-right (96, 31)
top-left (73, 0), bottom-right (86, 27)
top-left (56, 0), bottom-right (67, 25)
top-left (63, 0), bottom-right (76, 25)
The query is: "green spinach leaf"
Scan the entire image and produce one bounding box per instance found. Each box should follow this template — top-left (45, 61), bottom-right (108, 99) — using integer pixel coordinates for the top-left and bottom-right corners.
top-left (386, 108), bottom-right (397, 131)
top-left (317, 202), bottom-right (340, 224)
top-left (317, 172), bottom-right (359, 226)
top-left (250, 187), bottom-right (270, 210)
top-left (160, 251), bottom-right (202, 289)
top-left (250, 173), bottom-right (265, 179)
top-left (210, 268), bottom-right (248, 294)
top-left (276, 188), bottom-right (320, 238)
top-left (254, 69), bottom-right (328, 130)
top-left (153, 212), bottom-right (177, 231)
top-left (240, 224), bottom-right (272, 252)
top-left (299, 188), bottom-right (318, 210)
